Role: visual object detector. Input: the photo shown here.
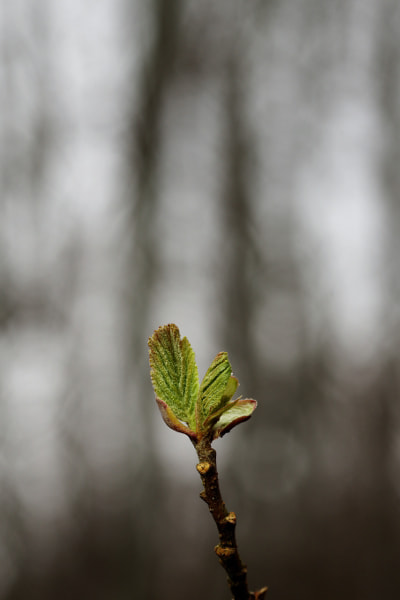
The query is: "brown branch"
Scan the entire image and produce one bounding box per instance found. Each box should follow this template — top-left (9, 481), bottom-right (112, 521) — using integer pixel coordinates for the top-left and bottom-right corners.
top-left (193, 436), bottom-right (267, 600)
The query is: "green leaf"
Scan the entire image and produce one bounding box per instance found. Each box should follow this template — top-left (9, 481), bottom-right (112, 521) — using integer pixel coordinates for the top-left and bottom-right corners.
top-left (155, 397), bottom-right (197, 440)
top-left (220, 375), bottom-right (239, 405)
top-left (212, 399), bottom-right (257, 439)
top-left (198, 352), bottom-right (232, 424)
top-left (202, 375), bottom-right (239, 429)
top-left (149, 324), bottom-right (258, 442)
top-left (148, 324), bottom-right (198, 432)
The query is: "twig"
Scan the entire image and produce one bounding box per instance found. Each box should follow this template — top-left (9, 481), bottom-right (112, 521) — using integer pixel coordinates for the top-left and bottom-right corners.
top-left (193, 435), bottom-right (267, 600)
top-left (148, 324), bottom-right (266, 598)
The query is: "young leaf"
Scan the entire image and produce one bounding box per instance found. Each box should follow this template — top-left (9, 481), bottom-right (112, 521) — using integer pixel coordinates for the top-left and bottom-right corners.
top-left (212, 399), bottom-right (257, 439)
top-left (202, 375), bottom-right (239, 429)
top-left (148, 324), bottom-right (198, 432)
top-left (149, 324), bottom-right (257, 442)
top-left (198, 352), bottom-right (233, 424)
top-left (220, 375), bottom-right (239, 405)
top-left (155, 397), bottom-right (197, 440)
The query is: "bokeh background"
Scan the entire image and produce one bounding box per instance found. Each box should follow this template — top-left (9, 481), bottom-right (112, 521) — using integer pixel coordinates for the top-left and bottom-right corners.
top-left (1, 1), bottom-right (400, 598)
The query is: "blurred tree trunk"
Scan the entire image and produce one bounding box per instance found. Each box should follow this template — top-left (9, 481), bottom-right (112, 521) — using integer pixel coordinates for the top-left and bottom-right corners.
top-left (123, 1), bottom-right (183, 597)
top-left (220, 51), bottom-right (259, 392)
top-left (0, 2), bottom-right (55, 594)
top-left (369, 0), bottom-right (400, 595)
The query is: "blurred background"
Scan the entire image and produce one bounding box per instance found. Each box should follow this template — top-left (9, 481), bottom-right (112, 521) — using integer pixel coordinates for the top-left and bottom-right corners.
top-left (1, 1), bottom-right (400, 598)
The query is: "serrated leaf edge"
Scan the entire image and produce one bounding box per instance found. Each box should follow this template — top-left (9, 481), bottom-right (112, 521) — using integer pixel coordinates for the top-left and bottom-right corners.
top-left (149, 324), bottom-right (198, 429)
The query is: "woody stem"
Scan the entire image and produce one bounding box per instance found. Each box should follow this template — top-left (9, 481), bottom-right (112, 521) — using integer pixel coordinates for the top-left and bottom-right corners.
top-left (193, 436), bottom-right (251, 600)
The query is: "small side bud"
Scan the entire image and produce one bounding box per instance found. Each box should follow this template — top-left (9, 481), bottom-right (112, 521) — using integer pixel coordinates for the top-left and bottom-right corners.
top-left (225, 511), bottom-right (237, 525)
top-left (199, 490), bottom-right (207, 503)
top-left (196, 462), bottom-right (211, 475)
top-left (214, 544), bottom-right (236, 559)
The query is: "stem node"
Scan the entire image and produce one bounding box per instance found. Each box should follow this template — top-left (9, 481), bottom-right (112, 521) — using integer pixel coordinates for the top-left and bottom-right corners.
top-left (196, 461), bottom-right (211, 475)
